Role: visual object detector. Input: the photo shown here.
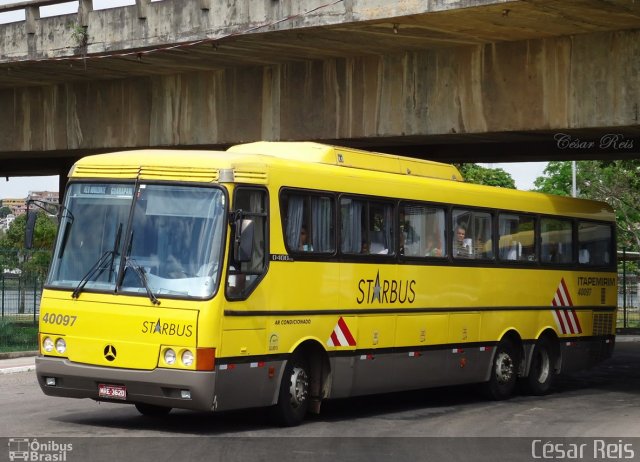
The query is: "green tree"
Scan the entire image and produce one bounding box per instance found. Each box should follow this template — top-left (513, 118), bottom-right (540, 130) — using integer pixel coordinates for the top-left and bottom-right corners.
top-left (533, 161), bottom-right (574, 196)
top-left (0, 206), bottom-right (12, 218)
top-left (0, 212), bottom-right (57, 277)
top-left (533, 160), bottom-right (640, 253)
top-left (458, 164), bottom-right (516, 189)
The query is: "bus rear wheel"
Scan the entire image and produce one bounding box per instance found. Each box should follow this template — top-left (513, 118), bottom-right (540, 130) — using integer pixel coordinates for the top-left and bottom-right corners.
top-left (522, 337), bottom-right (554, 395)
top-left (484, 338), bottom-right (519, 400)
top-left (135, 403), bottom-right (172, 417)
top-left (271, 354), bottom-right (310, 427)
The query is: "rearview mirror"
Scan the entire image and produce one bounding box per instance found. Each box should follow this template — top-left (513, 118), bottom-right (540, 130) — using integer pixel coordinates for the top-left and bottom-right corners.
top-left (234, 217), bottom-right (255, 263)
top-left (24, 211), bottom-right (37, 249)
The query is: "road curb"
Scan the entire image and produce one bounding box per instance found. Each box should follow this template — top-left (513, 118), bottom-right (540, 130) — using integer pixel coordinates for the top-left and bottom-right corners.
top-left (0, 365), bottom-right (36, 375)
top-left (0, 351), bottom-right (38, 360)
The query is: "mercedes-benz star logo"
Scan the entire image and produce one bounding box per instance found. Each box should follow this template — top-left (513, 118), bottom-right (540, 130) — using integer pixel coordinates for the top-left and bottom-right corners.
top-left (104, 345), bottom-right (117, 361)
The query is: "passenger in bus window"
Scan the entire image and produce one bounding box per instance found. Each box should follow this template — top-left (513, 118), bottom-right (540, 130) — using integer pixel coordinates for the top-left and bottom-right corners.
top-left (454, 225), bottom-right (473, 258)
top-left (425, 234), bottom-right (443, 257)
top-left (299, 226), bottom-right (313, 252)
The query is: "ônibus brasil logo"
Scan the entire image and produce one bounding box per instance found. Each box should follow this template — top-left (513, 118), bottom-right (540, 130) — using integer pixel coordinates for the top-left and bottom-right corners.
top-left (8, 438), bottom-right (73, 462)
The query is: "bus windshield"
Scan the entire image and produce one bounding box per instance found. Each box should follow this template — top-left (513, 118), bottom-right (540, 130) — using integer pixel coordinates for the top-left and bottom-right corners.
top-left (47, 182), bottom-right (226, 300)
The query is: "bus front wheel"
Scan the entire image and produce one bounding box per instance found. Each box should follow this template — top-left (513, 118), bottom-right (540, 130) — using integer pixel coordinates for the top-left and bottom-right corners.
top-left (271, 354), bottom-right (310, 427)
top-left (484, 338), bottom-right (519, 400)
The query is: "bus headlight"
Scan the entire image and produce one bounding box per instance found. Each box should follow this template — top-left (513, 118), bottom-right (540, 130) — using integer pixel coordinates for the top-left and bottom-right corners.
top-left (43, 337), bottom-right (54, 353)
top-left (55, 338), bottom-right (67, 354)
top-left (181, 350), bottom-right (194, 367)
top-left (164, 348), bottom-right (176, 365)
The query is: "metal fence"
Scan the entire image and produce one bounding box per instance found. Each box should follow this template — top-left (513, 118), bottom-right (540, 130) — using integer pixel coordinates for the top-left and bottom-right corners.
top-left (0, 250), bottom-right (48, 326)
top-left (0, 273), bottom-right (42, 323)
top-left (618, 273), bottom-right (640, 329)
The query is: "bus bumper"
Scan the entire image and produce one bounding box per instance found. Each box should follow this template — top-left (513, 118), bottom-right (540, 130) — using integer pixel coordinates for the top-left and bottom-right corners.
top-left (36, 356), bottom-right (216, 411)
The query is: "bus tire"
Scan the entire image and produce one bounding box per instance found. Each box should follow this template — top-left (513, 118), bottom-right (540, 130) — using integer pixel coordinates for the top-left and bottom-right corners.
top-left (134, 403), bottom-right (172, 417)
top-left (271, 353), bottom-right (310, 427)
top-left (484, 338), bottom-right (519, 400)
top-left (522, 336), bottom-right (554, 395)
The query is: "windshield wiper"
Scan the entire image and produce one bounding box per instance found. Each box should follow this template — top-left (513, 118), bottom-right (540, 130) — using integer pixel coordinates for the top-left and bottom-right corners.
top-left (71, 224), bottom-right (122, 299)
top-left (71, 250), bottom-right (114, 299)
top-left (124, 258), bottom-right (160, 305)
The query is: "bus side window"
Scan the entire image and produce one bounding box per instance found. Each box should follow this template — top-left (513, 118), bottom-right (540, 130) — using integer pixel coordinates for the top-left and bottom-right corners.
top-left (282, 191), bottom-right (335, 254)
top-left (340, 197), bottom-right (365, 254)
top-left (400, 203), bottom-right (446, 258)
top-left (578, 221), bottom-right (613, 266)
top-left (498, 213), bottom-right (536, 262)
top-left (369, 202), bottom-right (393, 255)
top-left (452, 209), bottom-right (493, 260)
top-left (541, 218), bottom-right (572, 264)
top-left (340, 198), bottom-right (393, 256)
top-left (226, 187), bottom-right (268, 299)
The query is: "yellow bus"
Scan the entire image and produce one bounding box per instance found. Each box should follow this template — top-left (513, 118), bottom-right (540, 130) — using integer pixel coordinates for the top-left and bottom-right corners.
top-left (34, 142), bottom-right (617, 426)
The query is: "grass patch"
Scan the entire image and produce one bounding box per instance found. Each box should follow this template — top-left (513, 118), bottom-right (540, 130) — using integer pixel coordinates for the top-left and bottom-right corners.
top-left (0, 318), bottom-right (38, 352)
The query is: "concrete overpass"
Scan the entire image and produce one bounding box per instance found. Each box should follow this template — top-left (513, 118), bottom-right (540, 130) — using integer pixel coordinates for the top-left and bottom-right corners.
top-left (0, 0), bottom-right (639, 180)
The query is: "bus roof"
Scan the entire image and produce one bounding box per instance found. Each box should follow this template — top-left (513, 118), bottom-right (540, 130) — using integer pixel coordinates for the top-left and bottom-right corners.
top-left (228, 142), bottom-right (463, 182)
top-left (68, 145), bottom-right (614, 221)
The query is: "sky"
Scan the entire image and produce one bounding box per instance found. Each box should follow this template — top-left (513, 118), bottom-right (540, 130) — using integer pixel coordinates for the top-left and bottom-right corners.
top-left (0, 0), bottom-right (138, 24)
top-left (0, 163), bottom-right (548, 200)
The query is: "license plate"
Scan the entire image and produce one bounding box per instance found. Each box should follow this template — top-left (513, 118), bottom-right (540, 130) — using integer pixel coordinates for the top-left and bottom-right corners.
top-left (98, 384), bottom-right (127, 400)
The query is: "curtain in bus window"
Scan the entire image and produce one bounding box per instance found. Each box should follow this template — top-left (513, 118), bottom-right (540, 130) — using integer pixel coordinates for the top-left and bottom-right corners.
top-left (341, 198), bottom-right (363, 254)
top-left (285, 195), bottom-right (304, 250)
top-left (311, 196), bottom-right (333, 252)
top-left (473, 213), bottom-right (493, 259)
top-left (423, 208), bottom-right (446, 257)
top-left (383, 204), bottom-right (392, 253)
top-left (248, 190), bottom-right (265, 274)
top-left (402, 204), bottom-right (423, 256)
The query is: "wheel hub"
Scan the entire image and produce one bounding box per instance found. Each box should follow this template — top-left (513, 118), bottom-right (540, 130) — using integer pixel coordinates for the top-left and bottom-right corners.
top-left (495, 352), bottom-right (514, 384)
top-left (288, 366), bottom-right (309, 408)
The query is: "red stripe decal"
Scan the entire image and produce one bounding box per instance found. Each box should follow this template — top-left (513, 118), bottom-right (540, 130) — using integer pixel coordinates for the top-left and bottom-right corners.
top-left (560, 278), bottom-right (573, 306)
top-left (555, 309), bottom-right (568, 334)
top-left (338, 317), bottom-right (356, 346)
top-left (571, 309), bottom-right (582, 333)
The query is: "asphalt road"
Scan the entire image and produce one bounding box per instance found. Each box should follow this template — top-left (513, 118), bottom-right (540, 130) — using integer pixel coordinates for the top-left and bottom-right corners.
top-left (1, 340), bottom-right (639, 462)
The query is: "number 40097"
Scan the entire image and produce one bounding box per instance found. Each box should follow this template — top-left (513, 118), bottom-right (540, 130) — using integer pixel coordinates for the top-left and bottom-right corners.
top-left (41, 313), bottom-right (77, 326)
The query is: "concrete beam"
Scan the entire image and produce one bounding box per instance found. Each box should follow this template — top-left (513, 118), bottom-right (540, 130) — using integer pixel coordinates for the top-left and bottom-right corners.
top-left (0, 29), bottom-right (638, 162)
top-left (25, 6), bottom-right (39, 35)
top-left (136, 0), bottom-right (151, 20)
top-left (78, 0), bottom-right (93, 28)
top-left (1, 0), bottom-right (640, 67)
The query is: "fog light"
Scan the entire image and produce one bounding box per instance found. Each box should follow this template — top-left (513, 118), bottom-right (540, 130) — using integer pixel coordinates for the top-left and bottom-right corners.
top-left (55, 338), bottom-right (66, 354)
top-left (45, 377), bottom-right (56, 386)
top-left (180, 390), bottom-right (191, 399)
top-left (164, 348), bottom-right (176, 365)
top-left (181, 350), bottom-right (194, 367)
top-left (43, 337), bottom-right (54, 353)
